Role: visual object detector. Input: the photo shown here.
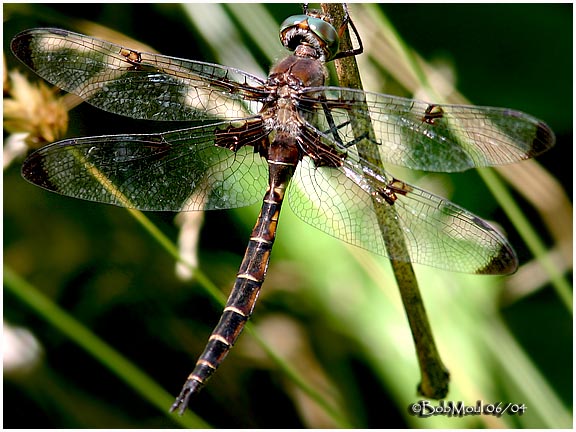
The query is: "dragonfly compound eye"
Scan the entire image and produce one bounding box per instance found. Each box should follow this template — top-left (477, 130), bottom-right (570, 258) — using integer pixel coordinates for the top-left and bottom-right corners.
top-left (279, 14), bottom-right (340, 61)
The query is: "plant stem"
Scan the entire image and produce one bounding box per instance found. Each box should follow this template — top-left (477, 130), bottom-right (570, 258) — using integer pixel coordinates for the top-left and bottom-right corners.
top-left (322, 3), bottom-right (450, 400)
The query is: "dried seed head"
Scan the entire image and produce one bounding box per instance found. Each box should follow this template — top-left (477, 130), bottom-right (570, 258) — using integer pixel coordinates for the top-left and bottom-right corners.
top-left (3, 70), bottom-right (69, 150)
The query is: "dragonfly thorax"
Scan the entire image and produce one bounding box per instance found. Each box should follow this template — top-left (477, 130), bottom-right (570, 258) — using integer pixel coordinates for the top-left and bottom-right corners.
top-left (268, 55), bottom-right (326, 89)
top-left (261, 54), bottom-right (326, 139)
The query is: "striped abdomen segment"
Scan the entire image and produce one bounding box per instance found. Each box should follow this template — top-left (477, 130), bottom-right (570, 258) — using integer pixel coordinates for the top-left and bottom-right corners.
top-left (171, 135), bottom-right (300, 414)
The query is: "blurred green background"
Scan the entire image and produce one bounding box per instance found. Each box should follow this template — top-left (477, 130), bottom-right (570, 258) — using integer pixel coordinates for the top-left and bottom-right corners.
top-left (3, 3), bottom-right (572, 428)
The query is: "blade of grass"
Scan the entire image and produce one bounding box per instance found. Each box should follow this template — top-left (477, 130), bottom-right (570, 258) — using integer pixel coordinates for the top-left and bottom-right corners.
top-left (482, 318), bottom-right (572, 428)
top-left (4, 265), bottom-right (208, 429)
top-left (477, 167), bottom-right (572, 312)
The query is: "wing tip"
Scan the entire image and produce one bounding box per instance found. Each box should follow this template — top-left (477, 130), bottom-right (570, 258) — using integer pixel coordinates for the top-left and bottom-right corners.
top-left (11, 28), bottom-right (72, 70)
top-left (21, 150), bottom-right (58, 192)
top-left (11, 31), bottom-right (36, 69)
top-left (529, 120), bottom-right (556, 157)
top-left (475, 243), bottom-right (519, 275)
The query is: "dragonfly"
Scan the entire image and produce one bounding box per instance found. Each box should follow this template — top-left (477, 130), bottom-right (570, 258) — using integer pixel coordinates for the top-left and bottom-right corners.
top-left (11, 4), bottom-right (554, 415)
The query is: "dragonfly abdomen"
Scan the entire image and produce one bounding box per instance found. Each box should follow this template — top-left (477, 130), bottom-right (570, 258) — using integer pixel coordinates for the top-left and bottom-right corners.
top-left (171, 135), bottom-right (300, 414)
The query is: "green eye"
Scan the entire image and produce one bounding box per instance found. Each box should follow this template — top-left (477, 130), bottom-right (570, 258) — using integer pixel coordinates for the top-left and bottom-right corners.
top-left (279, 14), bottom-right (308, 33)
top-left (279, 14), bottom-right (340, 61)
top-left (306, 16), bottom-right (338, 48)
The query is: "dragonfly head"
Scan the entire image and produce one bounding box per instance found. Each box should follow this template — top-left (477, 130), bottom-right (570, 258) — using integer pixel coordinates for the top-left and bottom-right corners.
top-left (279, 13), bottom-right (340, 62)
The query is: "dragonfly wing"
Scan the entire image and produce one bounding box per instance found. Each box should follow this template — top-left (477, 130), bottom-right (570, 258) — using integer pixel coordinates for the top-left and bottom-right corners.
top-left (288, 157), bottom-right (390, 256)
top-left (289, 156), bottom-right (517, 274)
top-left (11, 28), bottom-right (267, 121)
top-left (22, 119), bottom-right (269, 211)
top-left (299, 87), bottom-right (554, 172)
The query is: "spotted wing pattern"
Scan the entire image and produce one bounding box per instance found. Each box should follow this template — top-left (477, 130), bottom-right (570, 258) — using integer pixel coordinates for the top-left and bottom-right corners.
top-left (289, 156), bottom-right (516, 274)
top-left (22, 120), bottom-right (269, 211)
top-left (298, 87), bottom-right (554, 172)
top-left (11, 28), bottom-right (267, 121)
top-left (285, 87), bottom-right (553, 273)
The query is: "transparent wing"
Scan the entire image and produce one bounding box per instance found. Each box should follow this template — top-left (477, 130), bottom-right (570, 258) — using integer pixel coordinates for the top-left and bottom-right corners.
top-left (298, 87), bottom-right (555, 172)
top-left (22, 119), bottom-right (269, 211)
top-left (11, 28), bottom-right (267, 121)
top-left (288, 156), bottom-right (517, 274)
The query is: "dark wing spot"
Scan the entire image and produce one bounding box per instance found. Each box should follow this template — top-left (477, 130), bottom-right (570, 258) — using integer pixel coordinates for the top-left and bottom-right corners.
top-left (21, 150), bottom-right (58, 192)
top-left (423, 104), bottom-right (444, 125)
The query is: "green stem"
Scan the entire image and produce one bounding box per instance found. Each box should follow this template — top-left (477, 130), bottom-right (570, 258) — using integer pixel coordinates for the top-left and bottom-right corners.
top-left (323, 3), bottom-right (450, 400)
